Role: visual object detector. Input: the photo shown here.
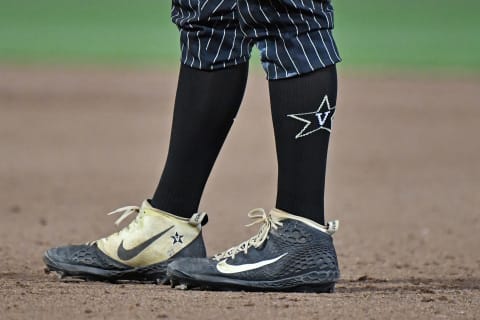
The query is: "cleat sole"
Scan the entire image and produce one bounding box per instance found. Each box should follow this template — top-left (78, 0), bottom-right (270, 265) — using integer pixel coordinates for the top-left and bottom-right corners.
top-left (43, 252), bottom-right (171, 284)
top-left (168, 269), bottom-right (338, 293)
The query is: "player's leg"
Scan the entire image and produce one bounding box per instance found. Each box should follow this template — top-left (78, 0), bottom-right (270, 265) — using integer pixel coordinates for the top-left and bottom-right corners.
top-left (269, 66), bottom-right (337, 226)
top-left (151, 0), bottom-right (254, 217)
top-left (43, 0), bottom-right (250, 283)
top-left (167, 0), bottom-right (341, 292)
top-left (265, 0), bottom-right (340, 225)
top-left (150, 63), bottom-right (249, 217)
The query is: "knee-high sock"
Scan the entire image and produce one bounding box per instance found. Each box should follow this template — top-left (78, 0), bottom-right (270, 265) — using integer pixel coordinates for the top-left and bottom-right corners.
top-left (151, 63), bottom-right (249, 217)
top-left (269, 65), bottom-right (338, 225)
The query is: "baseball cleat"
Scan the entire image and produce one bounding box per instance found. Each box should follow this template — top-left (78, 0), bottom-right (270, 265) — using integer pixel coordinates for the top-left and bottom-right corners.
top-left (43, 200), bottom-right (207, 283)
top-left (167, 208), bottom-right (339, 292)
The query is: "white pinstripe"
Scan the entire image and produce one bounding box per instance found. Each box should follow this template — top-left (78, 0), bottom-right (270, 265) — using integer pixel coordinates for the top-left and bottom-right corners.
top-left (260, 1), bottom-right (288, 77)
top-left (188, 0), bottom-right (194, 20)
top-left (310, 0), bottom-right (335, 65)
top-left (200, 0), bottom-right (211, 12)
top-left (280, 35), bottom-right (300, 75)
top-left (239, 36), bottom-right (245, 57)
top-left (178, 0), bottom-right (187, 65)
top-left (273, 38), bottom-right (288, 78)
top-left (180, 0), bottom-right (194, 65)
top-left (323, 4), bottom-right (341, 61)
top-left (197, 31), bottom-right (202, 68)
top-left (228, 27), bottom-right (237, 60)
top-left (256, 1), bottom-right (280, 78)
top-left (206, 28), bottom-right (215, 50)
top-left (287, 0), bottom-right (305, 23)
top-left (212, 0), bottom-right (226, 15)
top-left (328, 9), bottom-right (335, 27)
top-left (257, 1), bottom-right (278, 77)
top-left (297, 0), bottom-right (325, 67)
top-left (236, 2), bottom-right (249, 38)
top-left (318, 2), bottom-right (337, 64)
top-left (180, 0), bottom-right (193, 25)
top-left (264, 39), bottom-right (277, 79)
top-left (317, 29), bottom-right (334, 65)
top-left (171, 4), bottom-right (180, 22)
top-left (307, 1), bottom-right (325, 30)
top-left (226, 2), bottom-right (242, 61)
top-left (220, 2), bottom-right (237, 63)
top-left (320, 2), bottom-right (331, 28)
top-left (237, 1), bottom-right (256, 38)
top-left (257, 0), bottom-right (271, 24)
top-left (172, 0), bottom-right (183, 24)
top-left (196, 0), bottom-right (202, 68)
top-left (297, 40), bottom-right (314, 71)
top-left (177, 0), bottom-right (185, 24)
top-left (327, 29), bottom-right (340, 61)
top-left (184, 32), bottom-right (190, 65)
top-left (307, 32), bottom-right (326, 67)
top-left (212, 25), bottom-right (227, 66)
top-left (236, 6), bottom-right (258, 63)
top-left (283, 1), bottom-right (314, 71)
top-left (268, 0), bottom-right (300, 75)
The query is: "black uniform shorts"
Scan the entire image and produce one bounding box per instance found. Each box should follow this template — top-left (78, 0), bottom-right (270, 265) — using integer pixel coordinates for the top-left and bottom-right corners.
top-left (172, 0), bottom-right (341, 79)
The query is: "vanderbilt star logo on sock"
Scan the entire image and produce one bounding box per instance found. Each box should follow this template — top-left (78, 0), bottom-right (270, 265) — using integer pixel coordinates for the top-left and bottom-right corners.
top-left (287, 95), bottom-right (336, 139)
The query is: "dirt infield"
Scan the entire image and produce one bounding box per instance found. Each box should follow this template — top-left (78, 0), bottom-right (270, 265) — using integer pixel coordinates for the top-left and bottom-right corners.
top-left (1, 66), bottom-right (479, 319)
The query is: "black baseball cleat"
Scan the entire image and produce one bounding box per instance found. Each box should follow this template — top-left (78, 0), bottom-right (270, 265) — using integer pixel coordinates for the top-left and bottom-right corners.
top-left (43, 200), bottom-right (207, 283)
top-left (167, 208), bottom-right (339, 292)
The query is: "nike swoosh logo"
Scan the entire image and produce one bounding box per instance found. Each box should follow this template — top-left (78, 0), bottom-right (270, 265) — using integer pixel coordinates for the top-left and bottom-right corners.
top-left (117, 225), bottom-right (174, 261)
top-left (216, 253), bottom-right (288, 274)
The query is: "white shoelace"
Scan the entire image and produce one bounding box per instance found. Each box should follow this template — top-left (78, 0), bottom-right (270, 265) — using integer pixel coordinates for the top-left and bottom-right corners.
top-left (213, 208), bottom-right (283, 261)
top-left (107, 205), bottom-right (141, 226)
top-left (87, 205), bottom-right (141, 245)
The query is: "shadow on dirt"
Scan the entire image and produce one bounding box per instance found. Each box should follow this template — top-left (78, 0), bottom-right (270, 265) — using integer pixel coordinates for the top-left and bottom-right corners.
top-left (337, 276), bottom-right (480, 293)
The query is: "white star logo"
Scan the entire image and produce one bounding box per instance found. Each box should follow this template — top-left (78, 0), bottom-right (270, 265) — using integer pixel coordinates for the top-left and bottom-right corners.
top-left (287, 95), bottom-right (336, 139)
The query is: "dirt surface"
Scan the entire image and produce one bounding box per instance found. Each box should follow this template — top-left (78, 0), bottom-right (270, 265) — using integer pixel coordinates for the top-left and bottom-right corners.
top-left (0, 66), bottom-right (479, 319)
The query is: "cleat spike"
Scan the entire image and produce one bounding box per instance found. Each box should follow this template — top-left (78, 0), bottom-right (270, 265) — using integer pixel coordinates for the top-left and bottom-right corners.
top-left (176, 283), bottom-right (188, 290)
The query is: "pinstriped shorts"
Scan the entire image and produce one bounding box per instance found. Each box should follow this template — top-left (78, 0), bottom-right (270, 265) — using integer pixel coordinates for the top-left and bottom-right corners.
top-left (172, 0), bottom-right (341, 80)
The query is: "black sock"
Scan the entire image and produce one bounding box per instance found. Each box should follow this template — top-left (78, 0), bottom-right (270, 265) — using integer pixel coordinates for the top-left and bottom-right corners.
top-left (151, 63), bottom-right (249, 217)
top-left (269, 65), bottom-right (338, 225)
